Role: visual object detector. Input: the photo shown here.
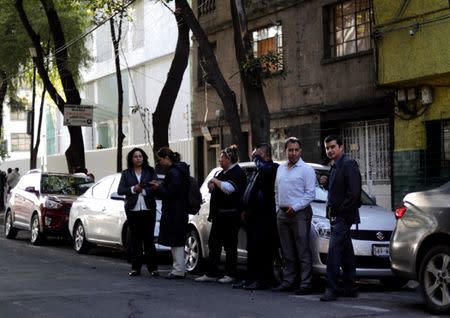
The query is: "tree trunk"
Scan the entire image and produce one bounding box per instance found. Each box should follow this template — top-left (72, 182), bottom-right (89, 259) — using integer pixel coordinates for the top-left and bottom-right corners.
top-left (230, 0), bottom-right (270, 147)
top-left (110, 15), bottom-right (125, 172)
top-left (30, 89), bottom-right (46, 170)
top-left (152, 0), bottom-right (190, 162)
top-left (15, 0), bottom-right (85, 173)
top-left (177, 0), bottom-right (249, 161)
top-left (0, 71), bottom-right (6, 137)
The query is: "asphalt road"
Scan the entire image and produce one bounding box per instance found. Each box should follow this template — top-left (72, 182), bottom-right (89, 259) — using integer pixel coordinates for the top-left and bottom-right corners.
top-left (0, 223), bottom-right (436, 318)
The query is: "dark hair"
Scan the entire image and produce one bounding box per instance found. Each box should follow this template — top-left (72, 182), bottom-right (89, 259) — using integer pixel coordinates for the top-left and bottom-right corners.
top-left (221, 144), bottom-right (239, 164)
top-left (7, 168), bottom-right (12, 173)
top-left (284, 137), bottom-right (301, 150)
top-left (324, 134), bottom-right (343, 146)
top-left (127, 148), bottom-right (150, 169)
top-left (157, 147), bottom-right (181, 163)
top-left (256, 142), bottom-right (272, 159)
top-left (14, 167), bottom-right (19, 172)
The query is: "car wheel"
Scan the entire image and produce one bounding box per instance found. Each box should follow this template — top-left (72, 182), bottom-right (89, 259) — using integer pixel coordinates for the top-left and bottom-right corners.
top-left (185, 229), bottom-right (204, 274)
top-left (5, 211), bottom-right (18, 239)
top-left (30, 214), bottom-right (45, 245)
top-left (73, 221), bottom-right (89, 254)
top-left (380, 277), bottom-right (408, 290)
top-left (419, 245), bottom-right (450, 314)
top-left (272, 247), bottom-right (284, 285)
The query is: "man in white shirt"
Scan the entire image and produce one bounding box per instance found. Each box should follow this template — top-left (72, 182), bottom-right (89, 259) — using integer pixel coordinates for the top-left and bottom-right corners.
top-left (273, 137), bottom-right (316, 295)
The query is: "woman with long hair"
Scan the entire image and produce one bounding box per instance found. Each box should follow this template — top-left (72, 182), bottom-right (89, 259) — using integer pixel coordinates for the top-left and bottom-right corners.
top-left (150, 147), bottom-right (190, 279)
top-left (118, 148), bottom-right (159, 277)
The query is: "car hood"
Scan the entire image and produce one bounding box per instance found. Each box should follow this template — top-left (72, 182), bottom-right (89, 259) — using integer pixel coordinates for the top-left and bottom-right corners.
top-left (311, 201), bottom-right (396, 231)
top-left (45, 194), bottom-right (78, 204)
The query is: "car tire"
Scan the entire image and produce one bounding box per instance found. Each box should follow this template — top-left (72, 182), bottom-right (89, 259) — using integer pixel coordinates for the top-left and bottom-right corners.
top-left (272, 247), bottom-right (284, 285)
top-left (30, 214), bottom-right (45, 245)
top-left (419, 245), bottom-right (450, 314)
top-left (380, 277), bottom-right (408, 290)
top-left (5, 211), bottom-right (18, 239)
top-left (73, 221), bottom-right (90, 254)
top-left (185, 229), bottom-right (204, 274)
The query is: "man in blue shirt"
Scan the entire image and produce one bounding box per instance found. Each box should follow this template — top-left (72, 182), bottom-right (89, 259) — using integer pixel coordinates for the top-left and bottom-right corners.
top-left (273, 137), bottom-right (316, 295)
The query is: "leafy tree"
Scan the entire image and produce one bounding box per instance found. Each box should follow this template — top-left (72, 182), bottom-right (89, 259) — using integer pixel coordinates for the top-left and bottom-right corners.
top-left (15, 0), bottom-right (91, 172)
top-left (88, 0), bottom-right (132, 172)
top-left (230, 0), bottom-right (271, 147)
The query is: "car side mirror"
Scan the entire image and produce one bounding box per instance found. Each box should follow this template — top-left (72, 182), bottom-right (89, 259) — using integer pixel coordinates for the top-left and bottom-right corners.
top-left (25, 186), bottom-right (39, 196)
top-left (370, 195), bottom-right (377, 204)
top-left (110, 192), bottom-right (125, 201)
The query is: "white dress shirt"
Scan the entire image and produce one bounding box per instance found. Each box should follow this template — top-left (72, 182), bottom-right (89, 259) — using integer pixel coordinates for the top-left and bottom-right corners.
top-left (275, 158), bottom-right (316, 212)
top-left (130, 172), bottom-right (149, 211)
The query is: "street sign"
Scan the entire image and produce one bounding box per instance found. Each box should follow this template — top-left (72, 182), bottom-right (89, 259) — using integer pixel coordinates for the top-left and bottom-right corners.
top-left (64, 104), bottom-right (93, 126)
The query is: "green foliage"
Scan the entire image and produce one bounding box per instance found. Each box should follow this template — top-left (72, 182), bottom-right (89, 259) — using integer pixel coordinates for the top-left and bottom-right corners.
top-left (0, 0), bottom-right (92, 93)
top-left (241, 50), bottom-right (286, 87)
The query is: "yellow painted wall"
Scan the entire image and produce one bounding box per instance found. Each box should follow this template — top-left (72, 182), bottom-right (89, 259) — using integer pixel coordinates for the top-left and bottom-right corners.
top-left (395, 87), bottom-right (450, 150)
top-left (374, 0), bottom-right (450, 85)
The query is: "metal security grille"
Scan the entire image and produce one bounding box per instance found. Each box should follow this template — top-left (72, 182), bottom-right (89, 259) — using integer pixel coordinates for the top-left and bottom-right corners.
top-left (198, 0), bottom-right (216, 16)
top-left (341, 119), bottom-right (390, 185)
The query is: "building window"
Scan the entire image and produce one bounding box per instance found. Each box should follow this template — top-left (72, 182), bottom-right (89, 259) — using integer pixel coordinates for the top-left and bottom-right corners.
top-left (11, 133), bottom-right (30, 152)
top-left (252, 24), bottom-right (283, 72)
top-left (198, 0), bottom-right (215, 17)
top-left (10, 111), bottom-right (27, 121)
top-left (326, 0), bottom-right (371, 58)
top-left (96, 24), bottom-right (112, 62)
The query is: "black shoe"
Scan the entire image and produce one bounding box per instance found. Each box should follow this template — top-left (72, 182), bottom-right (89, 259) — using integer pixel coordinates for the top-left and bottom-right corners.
top-left (272, 284), bottom-right (294, 292)
top-left (295, 287), bottom-right (313, 295)
top-left (128, 270), bottom-right (141, 277)
top-left (150, 271), bottom-right (160, 277)
top-left (244, 282), bottom-right (267, 291)
top-left (232, 280), bottom-right (249, 289)
top-left (166, 273), bottom-right (185, 280)
top-left (320, 291), bottom-right (338, 302)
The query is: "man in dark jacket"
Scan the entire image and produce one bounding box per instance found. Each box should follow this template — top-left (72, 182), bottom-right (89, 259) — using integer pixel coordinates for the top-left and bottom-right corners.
top-left (233, 143), bottom-right (279, 290)
top-left (321, 134), bottom-right (361, 301)
top-left (195, 145), bottom-right (247, 284)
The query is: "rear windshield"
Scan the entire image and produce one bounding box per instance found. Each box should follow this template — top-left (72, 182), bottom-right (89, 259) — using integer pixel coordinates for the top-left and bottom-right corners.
top-left (41, 174), bottom-right (93, 196)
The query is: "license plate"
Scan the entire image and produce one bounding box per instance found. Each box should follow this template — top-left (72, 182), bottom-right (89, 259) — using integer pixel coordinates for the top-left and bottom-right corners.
top-left (372, 244), bottom-right (389, 257)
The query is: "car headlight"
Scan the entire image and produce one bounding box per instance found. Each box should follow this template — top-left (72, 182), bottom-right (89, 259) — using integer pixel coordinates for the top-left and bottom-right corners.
top-left (44, 199), bottom-right (62, 209)
top-left (312, 216), bottom-right (331, 239)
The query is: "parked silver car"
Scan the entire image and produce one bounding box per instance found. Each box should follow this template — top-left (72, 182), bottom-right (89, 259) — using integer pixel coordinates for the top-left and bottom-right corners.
top-left (390, 182), bottom-right (450, 314)
top-left (185, 162), bottom-right (398, 284)
top-left (68, 173), bottom-right (169, 254)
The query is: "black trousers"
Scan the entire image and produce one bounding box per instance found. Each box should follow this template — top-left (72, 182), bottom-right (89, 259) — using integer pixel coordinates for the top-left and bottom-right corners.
top-left (126, 210), bottom-right (157, 272)
top-left (207, 212), bottom-right (241, 277)
top-left (246, 215), bottom-right (277, 285)
top-left (325, 217), bottom-right (357, 293)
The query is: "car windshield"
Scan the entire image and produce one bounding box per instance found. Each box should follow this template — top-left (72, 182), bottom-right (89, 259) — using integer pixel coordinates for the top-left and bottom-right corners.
top-left (314, 186), bottom-right (376, 206)
top-left (41, 174), bottom-right (94, 196)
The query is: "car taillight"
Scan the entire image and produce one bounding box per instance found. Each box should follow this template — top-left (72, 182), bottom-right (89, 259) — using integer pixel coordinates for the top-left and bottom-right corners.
top-left (395, 205), bottom-right (407, 219)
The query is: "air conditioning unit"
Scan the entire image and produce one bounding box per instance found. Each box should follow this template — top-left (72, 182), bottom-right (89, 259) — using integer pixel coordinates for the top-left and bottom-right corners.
top-left (420, 86), bottom-right (433, 104)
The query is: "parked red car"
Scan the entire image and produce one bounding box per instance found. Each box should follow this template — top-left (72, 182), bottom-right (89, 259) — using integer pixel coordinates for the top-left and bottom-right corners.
top-left (4, 170), bottom-right (93, 245)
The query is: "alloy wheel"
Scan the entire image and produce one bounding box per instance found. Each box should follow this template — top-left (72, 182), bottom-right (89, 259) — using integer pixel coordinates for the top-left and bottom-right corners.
top-left (423, 252), bottom-right (450, 308)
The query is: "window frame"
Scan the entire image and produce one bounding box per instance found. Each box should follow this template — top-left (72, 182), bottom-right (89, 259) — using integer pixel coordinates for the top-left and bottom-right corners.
top-left (251, 23), bottom-right (284, 73)
top-left (11, 133), bottom-right (30, 152)
top-left (324, 0), bottom-right (372, 60)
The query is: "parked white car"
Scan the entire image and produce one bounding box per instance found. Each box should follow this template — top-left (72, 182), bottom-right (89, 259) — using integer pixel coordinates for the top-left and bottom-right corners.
top-left (185, 162), bottom-right (399, 285)
top-left (68, 173), bottom-right (169, 254)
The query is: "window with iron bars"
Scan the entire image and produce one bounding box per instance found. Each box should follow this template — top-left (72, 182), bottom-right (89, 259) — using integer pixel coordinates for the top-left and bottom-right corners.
top-left (325, 0), bottom-right (372, 58)
top-left (198, 0), bottom-right (216, 17)
top-left (11, 133), bottom-right (30, 152)
top-left (252, 24), bottom-right (283, 73)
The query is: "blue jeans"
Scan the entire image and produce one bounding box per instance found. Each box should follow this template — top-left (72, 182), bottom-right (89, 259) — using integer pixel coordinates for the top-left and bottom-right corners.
top-left (325, 217), bottom-right (356, 294)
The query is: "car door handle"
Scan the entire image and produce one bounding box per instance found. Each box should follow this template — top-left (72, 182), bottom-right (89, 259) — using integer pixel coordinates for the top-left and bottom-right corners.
top-left (81, 205), bottom-right (87, 209)
top-left (102, 207), bottom-right (106, 211)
